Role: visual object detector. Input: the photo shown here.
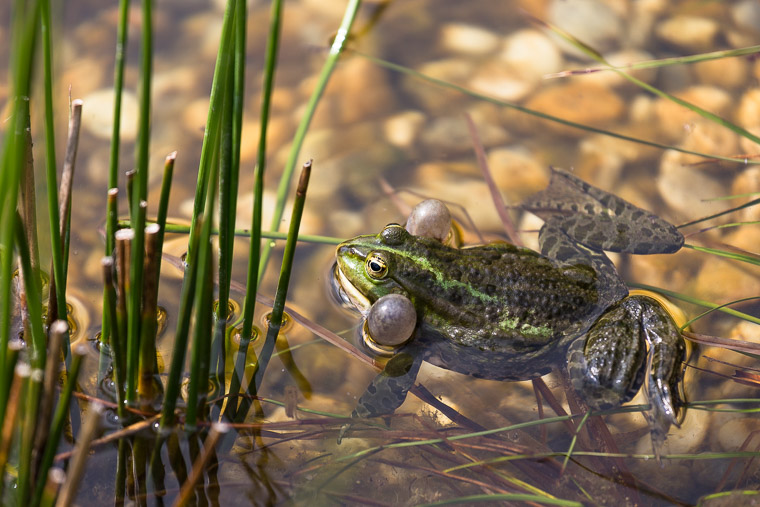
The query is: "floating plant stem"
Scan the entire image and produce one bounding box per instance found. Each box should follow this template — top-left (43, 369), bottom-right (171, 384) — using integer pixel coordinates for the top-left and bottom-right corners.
top-left (54, 403), bottom-right (104, 507)
top-left (235, 160), bottom-right (311, 423)
top-left (258, 0), bottom-right (361, 281)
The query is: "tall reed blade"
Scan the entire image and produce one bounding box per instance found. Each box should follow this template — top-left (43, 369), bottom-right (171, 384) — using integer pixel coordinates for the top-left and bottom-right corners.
top-left (257, 0), bottom-right (360, 281)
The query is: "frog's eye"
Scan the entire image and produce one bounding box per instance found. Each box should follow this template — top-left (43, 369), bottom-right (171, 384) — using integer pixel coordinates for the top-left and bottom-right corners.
top-left (365, 252), bottom-right (389, 279)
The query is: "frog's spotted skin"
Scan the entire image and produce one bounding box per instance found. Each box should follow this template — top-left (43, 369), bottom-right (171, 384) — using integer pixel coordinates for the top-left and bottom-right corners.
top-left (336, 168), bottom-right (687, 442)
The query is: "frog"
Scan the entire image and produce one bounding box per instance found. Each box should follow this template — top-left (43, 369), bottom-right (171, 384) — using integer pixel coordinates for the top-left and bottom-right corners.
top-left (333, 168), bottom-right (687, 443)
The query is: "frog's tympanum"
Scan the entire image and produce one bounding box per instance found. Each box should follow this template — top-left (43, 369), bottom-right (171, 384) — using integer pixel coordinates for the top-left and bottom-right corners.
top-left (334, 168), bottom-right (687, 444)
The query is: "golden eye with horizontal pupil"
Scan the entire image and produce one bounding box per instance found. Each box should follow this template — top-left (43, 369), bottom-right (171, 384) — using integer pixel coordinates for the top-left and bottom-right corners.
top-left (365, 252), bottom-right (388, 279)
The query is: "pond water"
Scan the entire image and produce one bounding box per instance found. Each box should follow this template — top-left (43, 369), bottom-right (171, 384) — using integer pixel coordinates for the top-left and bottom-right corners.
top-left (2, 0), bottom-right (760, 504)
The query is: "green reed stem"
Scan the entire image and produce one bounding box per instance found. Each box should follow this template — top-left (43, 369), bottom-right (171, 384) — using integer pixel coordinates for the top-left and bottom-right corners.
top-left (32, 343), bottom-right (84, 506)
top-left (158, 218), bottom-right (202, 429)
top-left (218, 0), bottom-right (247, 331)
top-left (186, 141), bottom-right (221, 430)
top-left (257, 0), bottom-right (361, 281)
top-left (0, 363), bottom-right (29, 502)
top-left (101, 257), bottom-right (126, 420)
top-left (235, 161), bottom-right (311, 423)
top-left (186, 247), bottom-right (214, 430)
top-left (14, 213), bottom-right (45, 369)
top-left (0, 341), bottom-right (22, 428)
top-left (0, 0), bottom-right (41, 388)
top-left (227, 0), bottom-right (282, 422)
top-left (185, 0), bottom-right (237, 267)
top-left (153, 153), bottom-right (175, 290)
top-left (126, 201), bottom-right (147, 405)
top-left (40, 0), bottom-right (66, 329)
top-left (102, 0), bottom-right (130, 357)
top-left (17, 368), bottom-right (43, 507)
top-left (98, 188), bottom-right (120, 384)
top-left (134, 0), bottom-right (152, 208)
top-left (217, 52), bottom-right (234, 329)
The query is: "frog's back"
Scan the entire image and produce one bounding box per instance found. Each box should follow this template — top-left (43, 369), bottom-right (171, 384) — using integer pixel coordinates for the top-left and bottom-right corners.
top-left (393, 239), bottom-right (606, 354)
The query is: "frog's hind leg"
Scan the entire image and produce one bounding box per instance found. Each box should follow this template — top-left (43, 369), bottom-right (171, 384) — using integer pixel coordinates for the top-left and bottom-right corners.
top-left (522, 168), bottom-right (684, 255)
top-left (568, 295), bottom-right (686, 444)
top-left (352, 352), bottom-right (423, 419)
top-left (537, 220), bottom-right (628, 305)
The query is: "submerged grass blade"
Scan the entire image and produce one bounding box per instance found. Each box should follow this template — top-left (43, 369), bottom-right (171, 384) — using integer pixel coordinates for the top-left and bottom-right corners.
top-left (549, 46), bottom-right (760, 77)
top-left (533, 16), bottom-right (760, 147)
top-left (354, 51), bottom-right (755, 166)
top-left (630, 283), bottom-right (760, 326)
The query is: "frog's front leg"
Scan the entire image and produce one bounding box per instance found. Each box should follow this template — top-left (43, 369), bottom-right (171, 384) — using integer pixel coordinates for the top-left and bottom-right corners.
top-left (352, 352), bottom-right (422, 418)
top-left (567, 295), bottom-right (686, 442)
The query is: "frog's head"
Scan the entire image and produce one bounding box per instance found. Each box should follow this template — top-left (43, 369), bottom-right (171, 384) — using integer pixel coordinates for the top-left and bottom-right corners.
top-left (335, 223), bottom-right (416, 314)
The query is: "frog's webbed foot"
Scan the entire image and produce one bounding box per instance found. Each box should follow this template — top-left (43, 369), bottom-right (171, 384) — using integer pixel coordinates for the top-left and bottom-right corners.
top-left (522, 168), bottom-right (683, 255)
top-left (339, 353), bottom-right (422, 444)
top-left (568, 295), bottom-right (686, 445)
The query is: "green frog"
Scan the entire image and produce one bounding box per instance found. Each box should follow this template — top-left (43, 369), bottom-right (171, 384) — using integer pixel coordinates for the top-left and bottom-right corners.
top-left (334, 169), bottom-right (687, 442)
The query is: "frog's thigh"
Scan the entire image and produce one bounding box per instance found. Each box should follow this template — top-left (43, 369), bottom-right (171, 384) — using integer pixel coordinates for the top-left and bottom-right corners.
top-left (567, 302), bottom-right (647, 410)
top-left (352, 353), bottom-right (422, 419)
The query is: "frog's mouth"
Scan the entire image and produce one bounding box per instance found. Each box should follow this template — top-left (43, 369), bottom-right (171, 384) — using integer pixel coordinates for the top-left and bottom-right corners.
top-left (332, 262), bottom-right (372, 315)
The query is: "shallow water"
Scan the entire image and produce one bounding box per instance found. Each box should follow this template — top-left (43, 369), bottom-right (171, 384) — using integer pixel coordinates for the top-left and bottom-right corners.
top-left (2, 0), bottom-right (760, 504)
